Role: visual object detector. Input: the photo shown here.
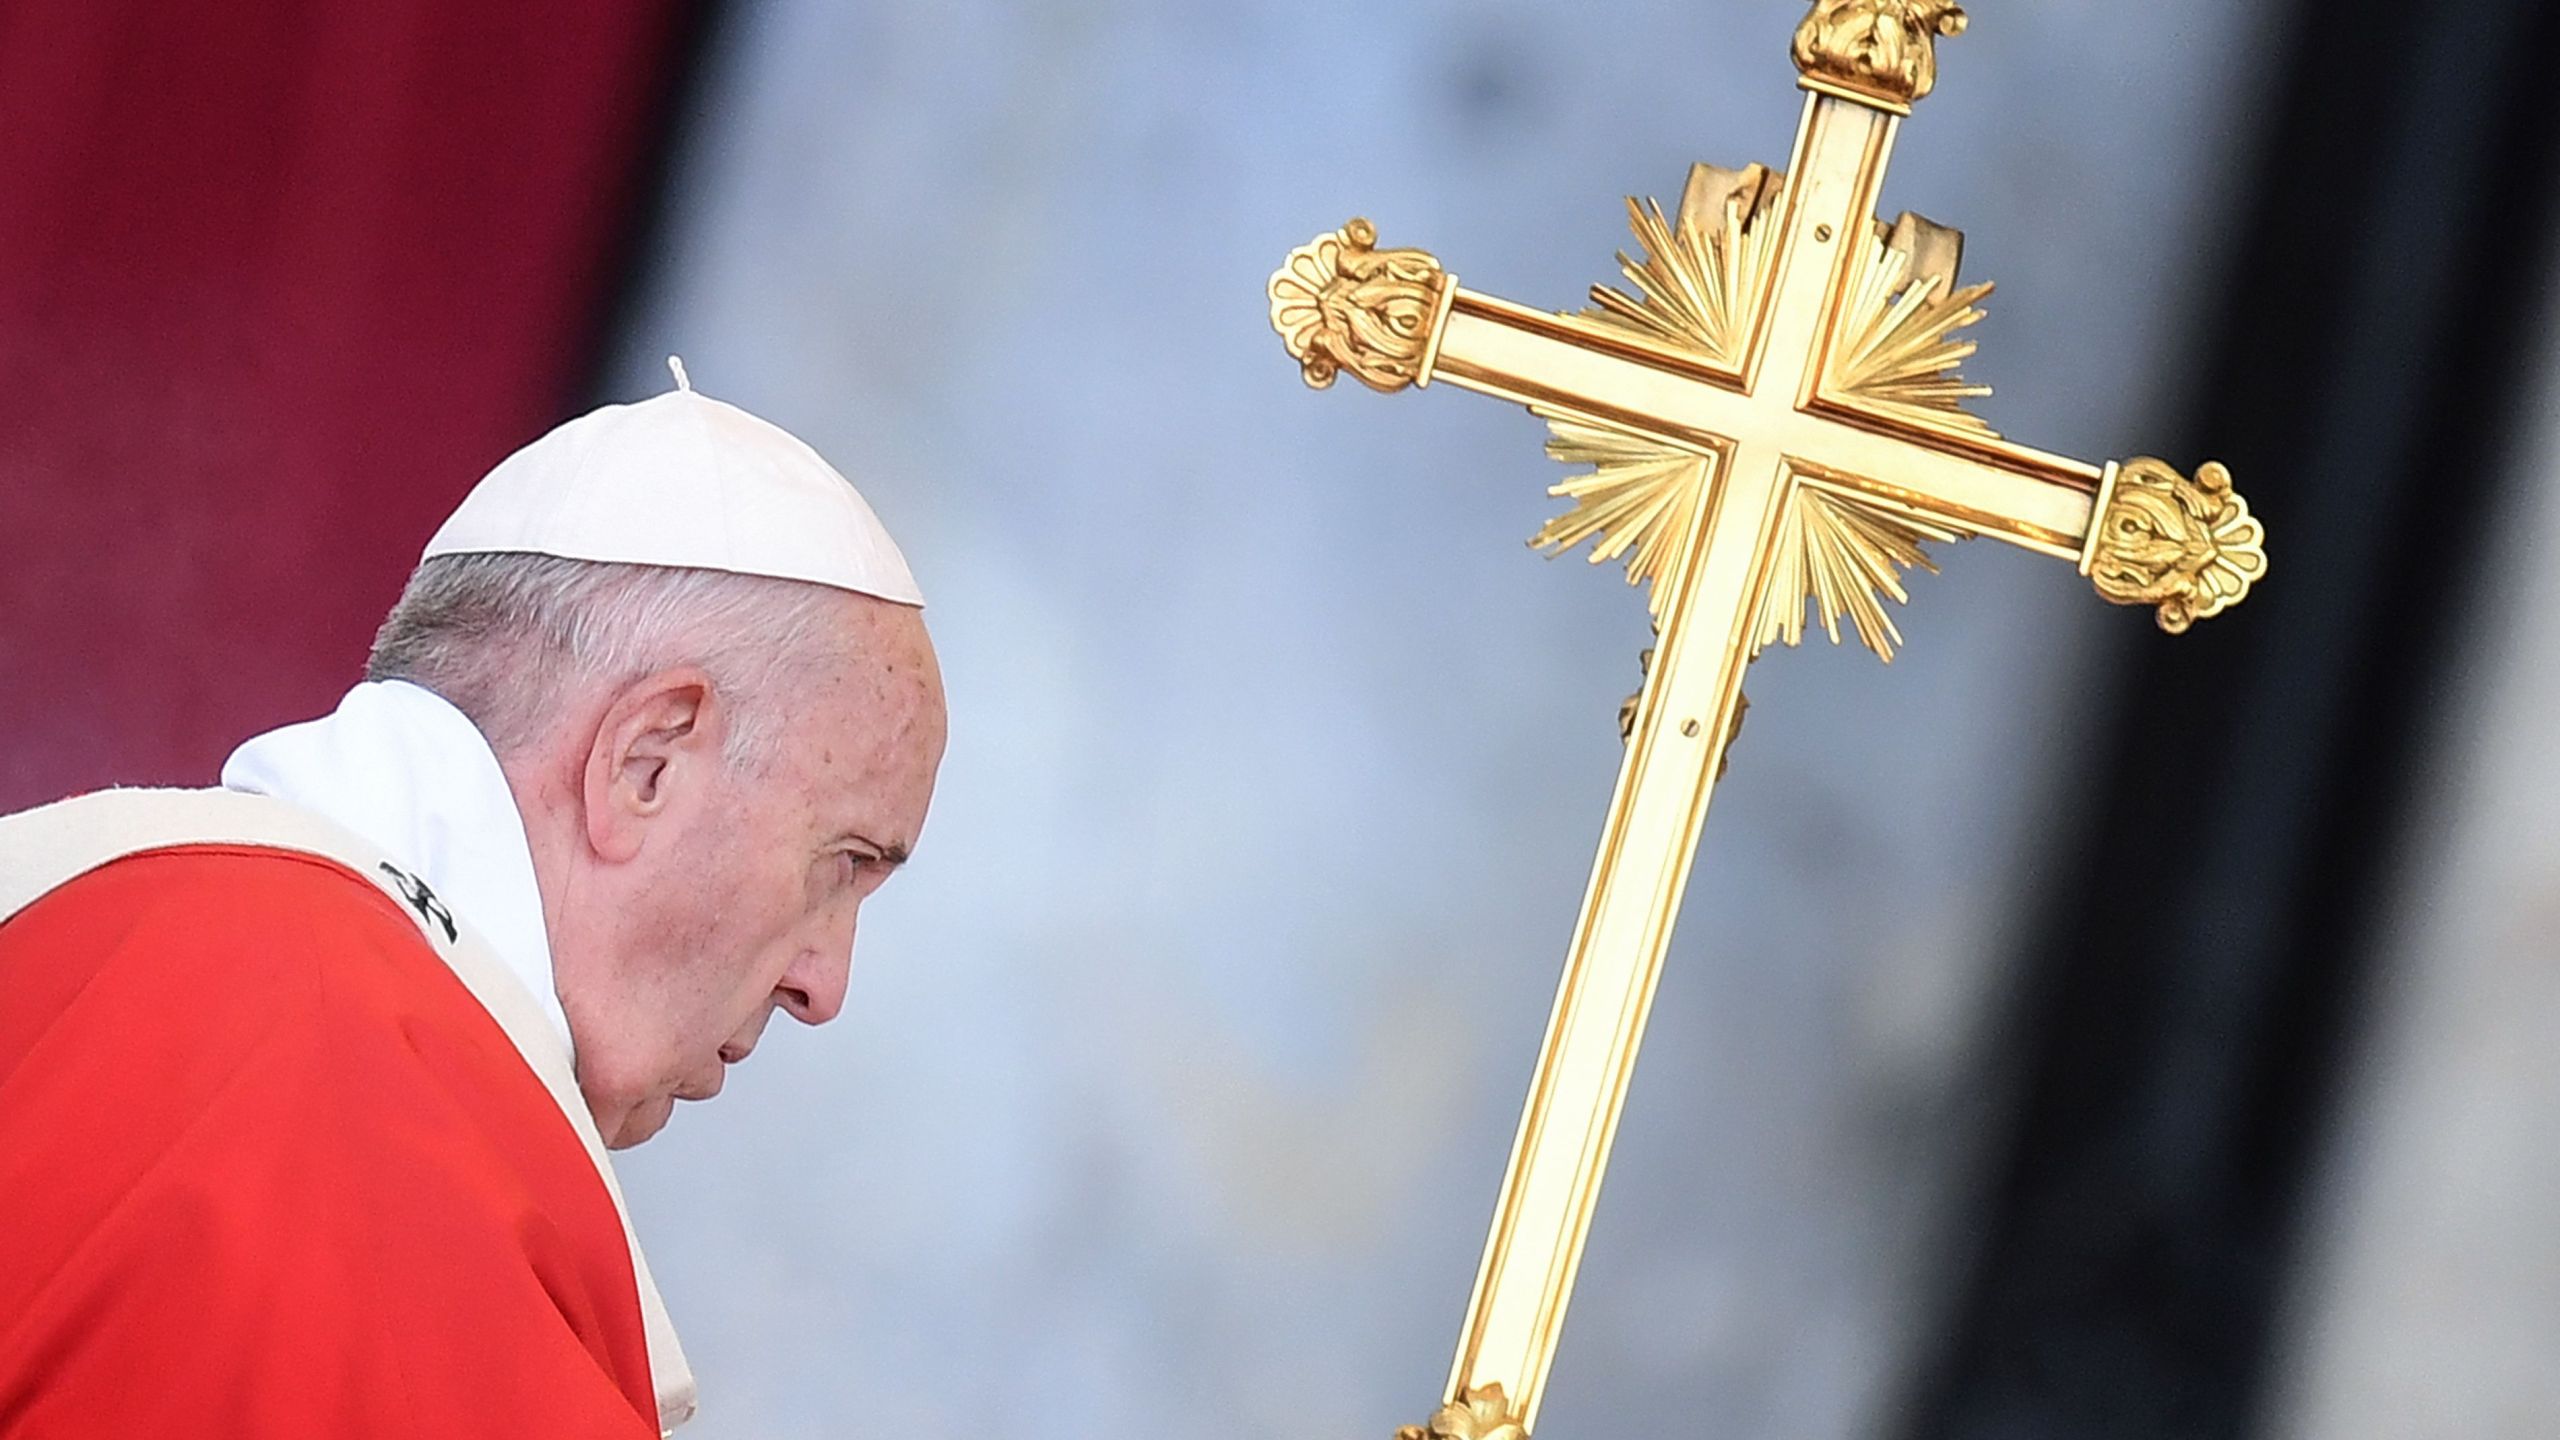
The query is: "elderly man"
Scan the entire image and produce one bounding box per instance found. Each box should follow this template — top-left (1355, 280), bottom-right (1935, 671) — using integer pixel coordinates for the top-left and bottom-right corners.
top-left (0, 364), bottom-right (946, 1437)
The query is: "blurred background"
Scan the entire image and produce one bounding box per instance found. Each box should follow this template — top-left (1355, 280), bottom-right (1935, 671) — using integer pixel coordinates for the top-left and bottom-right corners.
top-left (4, 1), bottom-right (2557, 1437)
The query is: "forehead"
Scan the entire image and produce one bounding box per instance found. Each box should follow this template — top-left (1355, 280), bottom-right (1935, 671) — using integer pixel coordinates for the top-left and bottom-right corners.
top-left (767, 602), bottom-right (945, 815)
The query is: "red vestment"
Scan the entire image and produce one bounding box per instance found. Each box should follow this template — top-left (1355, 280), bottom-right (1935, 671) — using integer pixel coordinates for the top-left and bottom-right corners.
top-left (0, 845), bottom-right (659, 1438)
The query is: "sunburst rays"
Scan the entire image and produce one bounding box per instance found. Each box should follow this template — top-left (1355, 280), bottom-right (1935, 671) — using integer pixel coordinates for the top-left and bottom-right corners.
top-left (1583, 163), bottom-right (1781, 368)
top-left (1532, 174), bottom-right (1991, 662)
top-left (1530, 419), bottom-right (1958, 663)
top-left (1529, 167), bottom-right (1775, 621)
top-left (1530, 415), bottom-right (1714, 627)
top-left (1753, 484), bottom-right (1962, 662)
top-left (1828, 236), bottom-right (1997, 434)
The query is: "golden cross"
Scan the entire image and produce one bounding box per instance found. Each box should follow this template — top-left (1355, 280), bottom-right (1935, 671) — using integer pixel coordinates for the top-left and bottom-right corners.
top-left (1266, 6), bottom-right (2267, 1438)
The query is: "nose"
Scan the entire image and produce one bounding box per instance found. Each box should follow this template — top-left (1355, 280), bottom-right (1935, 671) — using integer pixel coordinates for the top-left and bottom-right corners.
top-left (775, 939), bottom-right (852, 1026)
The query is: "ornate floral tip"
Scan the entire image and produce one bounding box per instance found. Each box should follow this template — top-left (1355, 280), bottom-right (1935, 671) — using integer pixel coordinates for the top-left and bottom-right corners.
top-left (1392, 1384), bottom-right (1529, 1440)
top-left (1792, 0), bottom-right (1970, 107)
top-left (1268, 219), bottom-right (1448, 394)
top-left (2087, 457), bottom-right (2267, 633)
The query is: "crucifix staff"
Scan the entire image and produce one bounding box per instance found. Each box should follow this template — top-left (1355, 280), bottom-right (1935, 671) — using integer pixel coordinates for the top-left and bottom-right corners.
top-left (1266, 4), bottom-right (2267, 1437)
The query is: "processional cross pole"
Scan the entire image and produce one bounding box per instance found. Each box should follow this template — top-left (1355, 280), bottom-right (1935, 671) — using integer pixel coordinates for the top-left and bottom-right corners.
top-left (1266, 4), bottom-right (2268, 1437)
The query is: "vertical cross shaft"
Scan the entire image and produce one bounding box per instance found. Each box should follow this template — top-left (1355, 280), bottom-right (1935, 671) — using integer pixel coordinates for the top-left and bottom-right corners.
top-left (1444, 95), bottom-right (1901, 1429)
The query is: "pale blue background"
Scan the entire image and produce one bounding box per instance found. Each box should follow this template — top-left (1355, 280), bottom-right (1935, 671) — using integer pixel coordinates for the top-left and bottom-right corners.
top-left (608, 4), bottom-right (2264, 1436)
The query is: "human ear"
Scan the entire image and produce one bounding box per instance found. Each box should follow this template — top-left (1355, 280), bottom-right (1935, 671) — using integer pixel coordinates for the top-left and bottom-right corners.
top-left (580, 666), bottom-right (724, 862)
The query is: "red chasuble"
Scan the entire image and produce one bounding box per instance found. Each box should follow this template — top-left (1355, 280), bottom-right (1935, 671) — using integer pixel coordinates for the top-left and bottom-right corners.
top-left (0, 846), bottom-right (659, 1438)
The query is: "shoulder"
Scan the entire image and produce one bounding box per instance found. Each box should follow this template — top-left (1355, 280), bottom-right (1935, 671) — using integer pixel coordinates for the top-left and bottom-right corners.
top-left (0, 845), bottom-right (448, 1066)
top-left (6, 843), bottom-right (432, 969)
top-left (0, 845), bottom-right (653, 1428)
top-left (0, 843), bottom-right (581, 1160)
top-left (0, 844), bottom-right (605, 1222)
top-left (0, 843), bottom-right (585, 1168)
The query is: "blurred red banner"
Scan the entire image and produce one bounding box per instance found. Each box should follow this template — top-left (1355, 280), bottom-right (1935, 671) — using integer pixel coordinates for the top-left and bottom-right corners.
top-left (0, 0), bottom-right (691, 808)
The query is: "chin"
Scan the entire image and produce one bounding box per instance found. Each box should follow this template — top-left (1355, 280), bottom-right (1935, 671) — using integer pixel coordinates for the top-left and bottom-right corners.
top-left (603, 1094), bottom-right (679, 1150)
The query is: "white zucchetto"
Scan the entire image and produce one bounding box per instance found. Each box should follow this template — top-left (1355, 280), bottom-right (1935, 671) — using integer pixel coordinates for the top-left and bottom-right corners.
top-left (422, 357), bottom-right (923, 607)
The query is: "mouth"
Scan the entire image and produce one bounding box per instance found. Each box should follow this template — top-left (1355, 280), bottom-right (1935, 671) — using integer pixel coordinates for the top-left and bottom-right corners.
top-left (675, 1042), bottom-right (757, 1104)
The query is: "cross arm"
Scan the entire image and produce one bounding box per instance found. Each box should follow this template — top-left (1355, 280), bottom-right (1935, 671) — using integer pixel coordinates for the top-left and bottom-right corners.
top-left (1430, 287), bottom-right (2101, 562)
top-left (1267, 221), bottom-right (2267, 634)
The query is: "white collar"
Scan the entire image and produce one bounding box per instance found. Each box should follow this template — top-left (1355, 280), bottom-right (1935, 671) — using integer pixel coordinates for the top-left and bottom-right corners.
top-left (221, 680), bottom-right (573, 1055)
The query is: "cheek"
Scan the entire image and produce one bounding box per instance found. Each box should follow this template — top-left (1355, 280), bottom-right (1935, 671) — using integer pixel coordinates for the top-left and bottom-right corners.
top-left (625, 821), bottom-right (783, 1009)
top-left (708, 845), bottom-right (832, 1005)
top-left (630, 797), bottom-right (842, 1044)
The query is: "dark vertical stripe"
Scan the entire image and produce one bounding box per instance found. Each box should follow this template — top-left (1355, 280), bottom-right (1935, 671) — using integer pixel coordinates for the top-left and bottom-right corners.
top-left (1900, 2), bottom-right (2560, 1436)
top-left (575, 0), bottom-right (738, 405)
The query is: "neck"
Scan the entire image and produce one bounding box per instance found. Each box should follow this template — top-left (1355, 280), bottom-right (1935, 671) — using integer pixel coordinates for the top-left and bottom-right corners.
top-left (221, 679), bottom-right (574, 1053)
top-left (494, 737), bottom-right (589, 995)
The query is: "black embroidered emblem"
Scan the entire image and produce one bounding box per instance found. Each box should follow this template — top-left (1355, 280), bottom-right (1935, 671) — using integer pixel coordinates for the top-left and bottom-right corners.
top-left (377, 862), bottom-right (458, 944)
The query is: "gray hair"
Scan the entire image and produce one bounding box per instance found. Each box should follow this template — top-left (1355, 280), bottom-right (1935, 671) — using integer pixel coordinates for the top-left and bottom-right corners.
top-left (366, 552), bottom-right (849, 767)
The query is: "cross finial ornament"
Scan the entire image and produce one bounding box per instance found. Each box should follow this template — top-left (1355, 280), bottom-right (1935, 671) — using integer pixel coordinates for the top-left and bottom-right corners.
top-left (1267, 6), bottom-right (2265, 1436)
top-left (1794, 0), bottom-right (1969, 109)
